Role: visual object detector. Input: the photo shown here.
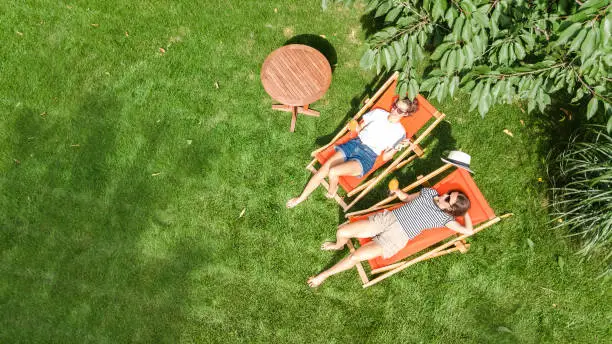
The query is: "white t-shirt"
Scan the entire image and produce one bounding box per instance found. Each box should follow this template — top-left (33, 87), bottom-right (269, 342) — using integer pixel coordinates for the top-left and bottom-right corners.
top-left (358, 108), bottom-right (406, 154)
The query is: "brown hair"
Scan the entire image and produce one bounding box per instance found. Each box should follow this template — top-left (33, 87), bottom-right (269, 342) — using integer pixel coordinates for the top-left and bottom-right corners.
top-left (445, 189), bottom-right (471, 217)
top-left (395, 98), bottom-right (418, 116)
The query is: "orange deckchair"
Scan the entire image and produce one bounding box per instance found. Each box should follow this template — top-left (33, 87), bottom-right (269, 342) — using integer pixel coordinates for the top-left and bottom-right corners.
top-left (343, 164), bottom-right (512, 288)
top-left (306, 72), bottom-right (446, 211)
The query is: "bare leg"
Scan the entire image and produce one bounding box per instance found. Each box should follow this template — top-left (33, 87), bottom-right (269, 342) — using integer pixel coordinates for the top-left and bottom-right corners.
top-left (327, 160), bottom-right (362, 198)
top-left (308, 241), bottom-right (383, 287)
top-left (321, 219), bottom-right (382, 251)
top-left (287, 151), bottom-right (345, 208)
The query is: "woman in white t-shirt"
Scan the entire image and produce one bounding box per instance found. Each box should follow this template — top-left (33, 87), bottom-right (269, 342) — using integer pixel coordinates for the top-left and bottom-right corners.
top-left (286, 98), bottom-right (418, 208)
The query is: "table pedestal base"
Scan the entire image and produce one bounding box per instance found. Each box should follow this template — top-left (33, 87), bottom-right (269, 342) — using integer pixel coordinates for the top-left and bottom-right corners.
top-left (272, 104), bottom-right (320, 132)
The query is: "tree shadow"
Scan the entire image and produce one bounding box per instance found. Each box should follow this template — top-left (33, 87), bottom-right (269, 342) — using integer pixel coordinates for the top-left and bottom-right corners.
top-left (314, 72), bottom-right (389, 147)
top-left (284, 34), bottom-right (338, 72)
top-left (0, 91), bottom-right (216, 342)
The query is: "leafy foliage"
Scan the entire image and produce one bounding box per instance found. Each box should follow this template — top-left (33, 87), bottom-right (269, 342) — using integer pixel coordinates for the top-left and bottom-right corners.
top-left (324, 0), bottom-right (612, 127)
top-left (548, 125), bottom-right (612, 270)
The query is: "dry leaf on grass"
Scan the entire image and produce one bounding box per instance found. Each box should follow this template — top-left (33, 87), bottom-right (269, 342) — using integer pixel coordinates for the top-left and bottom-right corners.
top-left (70, 144), bottom-right (80, 147)
top-left (520, 119), bottom-right (525, 126)
top-left (125, 31), bottom-right (129, 37)
top-left (239, 208), bottom-right (246, 218)
top-left (503, 129), bottom-right (514, 137)
top-left (16, 31), bottom-right (23, 36)
top-left (151, 172), bottom-right (161, 176)
top-left (90, 23), bottom-right (99, 27)
top-left (14, 159), bottom-right (21, 165)
top-left (159, 47), bottom-right (166, 54)
top-left (320, 34), bottom-right (326, 38)
top-left (214, 81), bottom-right (219, 89)
top-left (274, 8), bottom-right (278, 13)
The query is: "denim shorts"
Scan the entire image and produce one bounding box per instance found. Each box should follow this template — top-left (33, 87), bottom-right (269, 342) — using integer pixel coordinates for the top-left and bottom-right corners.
top-left (334, 138), bottom-right (378, 177)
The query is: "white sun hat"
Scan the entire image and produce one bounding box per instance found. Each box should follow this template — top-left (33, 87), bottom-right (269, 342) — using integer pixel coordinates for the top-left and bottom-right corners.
top-left (441, 151), bottom-right (474, 174)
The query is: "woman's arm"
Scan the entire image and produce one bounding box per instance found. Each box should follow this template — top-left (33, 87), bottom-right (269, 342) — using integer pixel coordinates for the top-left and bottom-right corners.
top-left (445, 213), bottom-right (474, 235)
top-left (393, 189), bottom-right (420, 203)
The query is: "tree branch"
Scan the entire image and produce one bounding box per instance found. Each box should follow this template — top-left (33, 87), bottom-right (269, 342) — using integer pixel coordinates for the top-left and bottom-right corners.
top-left (576, 73), bottom-right (612, 104)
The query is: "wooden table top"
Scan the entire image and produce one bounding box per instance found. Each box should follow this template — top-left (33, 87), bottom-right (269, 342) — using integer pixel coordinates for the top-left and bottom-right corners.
top-left (261, 44), bottom-right (332, 106)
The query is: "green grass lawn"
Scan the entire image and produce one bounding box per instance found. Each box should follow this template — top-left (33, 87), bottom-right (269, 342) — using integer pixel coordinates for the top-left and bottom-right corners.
top-left (1, 1), bottom-right (610, 343)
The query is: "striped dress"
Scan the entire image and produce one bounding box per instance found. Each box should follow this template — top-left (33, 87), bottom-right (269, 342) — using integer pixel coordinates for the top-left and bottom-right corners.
top-left (391, 187), bottom-right (454, 239)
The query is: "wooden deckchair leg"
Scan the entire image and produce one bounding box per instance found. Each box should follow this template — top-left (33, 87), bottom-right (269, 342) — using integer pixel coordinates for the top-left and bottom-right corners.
top-left (347, 240), bottom-right (369, 284)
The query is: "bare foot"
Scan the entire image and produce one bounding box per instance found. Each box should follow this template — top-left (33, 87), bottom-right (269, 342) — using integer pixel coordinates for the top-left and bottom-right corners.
top-left (307, 275), bottom-right (327, 288)
top-left (324, 192), bottom-right (335, 199)
top-left (321, 241), bottom-right (342, 251)
top-left (286, 197), bottom-right (303, 209)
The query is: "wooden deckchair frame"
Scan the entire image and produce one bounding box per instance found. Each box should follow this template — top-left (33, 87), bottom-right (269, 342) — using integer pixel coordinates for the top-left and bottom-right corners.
top-left (343, 164), bottom-right (513, 288)
top-left (305, 72), bottom-right (446, 211)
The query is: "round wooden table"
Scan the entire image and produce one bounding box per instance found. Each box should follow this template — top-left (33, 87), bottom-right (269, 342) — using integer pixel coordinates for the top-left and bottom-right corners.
top-left (261, 44), bottom-right (332, 132)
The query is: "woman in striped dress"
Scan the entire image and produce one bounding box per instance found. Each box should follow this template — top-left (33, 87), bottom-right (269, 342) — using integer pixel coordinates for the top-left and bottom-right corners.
top-left (307, 187), bottom-right (473, 288)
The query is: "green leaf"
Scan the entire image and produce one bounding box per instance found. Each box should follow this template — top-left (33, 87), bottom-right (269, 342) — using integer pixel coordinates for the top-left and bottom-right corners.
top-left (449, 75), bottom-right (459, 97)
top-left (498, 43), bottom-right (509, 65)
top-left (383, 47), bottom-right (395, 70)
top-left (473, 11), bottom-right (488, 28)
top-left (460, 0), bottom-right (477, 13)
top-left (602, 12), bottom-right (612, 46)
top-left (580, 0), bottom-right (607, 10)
top-left (420, 77), bottom-right (438, 92)
top-left (375, 1), bottom-right (391, 18)
top-left (437, 78), bottom-right (448, 103)
top-left (555, 22), bottom-right (582, 46)
top-left (365, 0), bottom-right (380, 13)
top-left (440, 50), bottom-right (450, 71)
top-left (478, 82), bottom-right (492, 117)
top-left (514, 41), bottom-right (526, 59)
top-left (569, 29), bottom-right (587, 53)
top-left (464, 44), bottom-right (475, 67)
top-left (445, 7), bottom-right (457, 27)
top-left (491, 79), bottom-right (504, 100)
top-left (447, 49), bottom-right (457, 75)
top-left (456, 48), bottom-right (465, 71)
top-left (385, 5), bottom-right (402, 22)
top-left (521, 32), bottom-right (535, 50)
top-left (580, 29), bottom-right (598, 63)
top-left (586, 97), bottom-right (599, 119)
top-left (398, 81), bottom-right (409, 99)
top-left (469, 81), bottom-right (484, 111)
top-left (453, 15), bottom-right (465, 42)
top-left (432, 0), bottom-right (445, 20)
top-left (607, 114), bottom-right (612, 133)
top-left (461, 19), bottom-right (473, 42)
top-left (431, 42), bottom-right (452, 60)
top-left (376, 51), bottom-right (382, 74)
top-left (392, 40), bottom-right (405, 59)
top-left (571, 87), bottom-right (585, 103)
top-left (408, 78), bottom-right (419, 100)
top-left (360, 49), bottom-right (375, 69)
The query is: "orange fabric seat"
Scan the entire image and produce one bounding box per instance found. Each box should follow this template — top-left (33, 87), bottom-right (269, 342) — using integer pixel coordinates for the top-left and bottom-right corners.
top-left (352, 169), bottom-right (495, 270)
top-left (314, 81), bottom-right (439, 192)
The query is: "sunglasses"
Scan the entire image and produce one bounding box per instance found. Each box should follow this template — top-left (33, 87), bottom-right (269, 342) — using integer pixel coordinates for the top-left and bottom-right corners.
top-left (392, 103), bottom-right (410, 115)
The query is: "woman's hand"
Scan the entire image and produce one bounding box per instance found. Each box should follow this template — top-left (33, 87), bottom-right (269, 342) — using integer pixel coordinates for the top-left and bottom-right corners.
top-left (382, 147), bottom-right (396, 161)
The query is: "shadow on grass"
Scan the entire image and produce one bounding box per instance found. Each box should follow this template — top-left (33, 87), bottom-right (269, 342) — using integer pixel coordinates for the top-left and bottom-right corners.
top-left (0, 92), bottom-right (216, 342)
top-left (284, 34), bottom-right (337, 72)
